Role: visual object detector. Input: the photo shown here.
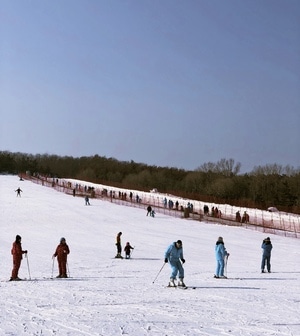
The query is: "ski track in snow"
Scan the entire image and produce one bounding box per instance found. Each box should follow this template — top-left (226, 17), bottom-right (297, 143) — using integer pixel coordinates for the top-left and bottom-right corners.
top-left (1, 175), bottom-right (300, 336)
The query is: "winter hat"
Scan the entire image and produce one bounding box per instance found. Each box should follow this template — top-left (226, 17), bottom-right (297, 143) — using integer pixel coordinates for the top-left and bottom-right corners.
top-left (177, 240), bottom-right (182, 245)
top-left (218, 237), bottom-right (223, 242)
top-left (16, 235), bottom-right (21, 241)
top-left (60, 237), bottom-right (66, 243)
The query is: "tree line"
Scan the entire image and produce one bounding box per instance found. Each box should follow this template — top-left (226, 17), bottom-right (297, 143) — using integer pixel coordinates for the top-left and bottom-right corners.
top-left (1, 151), bottom-right (299, 214)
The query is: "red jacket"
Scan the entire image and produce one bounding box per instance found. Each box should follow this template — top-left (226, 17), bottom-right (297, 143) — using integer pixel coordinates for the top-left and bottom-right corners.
top-left (11, 242), bottom-right (25, 260)
top-left (54, 243), bottom-right (70, 260)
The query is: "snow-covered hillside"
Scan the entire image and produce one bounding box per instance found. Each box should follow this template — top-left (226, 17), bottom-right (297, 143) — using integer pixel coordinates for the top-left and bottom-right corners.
top-left (1, 175), bottom-right (299, 336)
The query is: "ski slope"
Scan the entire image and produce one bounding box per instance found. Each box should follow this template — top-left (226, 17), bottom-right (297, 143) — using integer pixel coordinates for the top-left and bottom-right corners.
top-left (1, 175), bottom-right (299, 336)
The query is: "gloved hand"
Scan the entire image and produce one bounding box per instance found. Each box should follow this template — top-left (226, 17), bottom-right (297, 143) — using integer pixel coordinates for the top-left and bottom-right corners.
top-left (181, 258), bottom-right (185, 264)
top-left (164, 258), bottom-right (168, 263)
top-left (24, 250), bottom-right (28, 254)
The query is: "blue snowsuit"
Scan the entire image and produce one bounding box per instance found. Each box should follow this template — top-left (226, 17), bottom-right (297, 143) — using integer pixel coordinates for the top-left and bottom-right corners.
top-left (261, 239), bottom-right (273, 272)
top-left (165, 242), bottom-right (184, 279)
top-left (215, 242), bottom-right (229, 277)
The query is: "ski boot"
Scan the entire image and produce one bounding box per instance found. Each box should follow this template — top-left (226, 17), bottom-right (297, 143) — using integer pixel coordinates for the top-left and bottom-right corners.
top-left (168, 278), bottom-right (176, 287)
top-left (178, 278), bottom-right (186, 287)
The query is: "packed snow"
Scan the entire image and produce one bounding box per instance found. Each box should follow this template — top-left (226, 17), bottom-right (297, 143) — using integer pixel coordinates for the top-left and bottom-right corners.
top-left (1, 175), bottom-right (299, 336)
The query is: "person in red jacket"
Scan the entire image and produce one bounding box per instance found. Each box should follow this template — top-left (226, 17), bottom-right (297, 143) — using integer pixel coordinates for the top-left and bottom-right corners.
top-left (10, 235), bottom-right (27, 281)
top-left (53, 237), bottom-right (70, 278)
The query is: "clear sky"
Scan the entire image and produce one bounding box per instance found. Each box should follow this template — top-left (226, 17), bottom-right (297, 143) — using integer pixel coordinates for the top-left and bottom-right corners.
top-left (1, 0), bottom-right (299, 173)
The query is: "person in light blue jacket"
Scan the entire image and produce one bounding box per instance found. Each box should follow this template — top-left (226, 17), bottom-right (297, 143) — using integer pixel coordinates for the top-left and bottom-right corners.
top-left (261, 237), bottom-right (273, 273)
top-left (164, 240), bottom-right (186, 287)
top-left (214, 237), bottom-right (229, 278)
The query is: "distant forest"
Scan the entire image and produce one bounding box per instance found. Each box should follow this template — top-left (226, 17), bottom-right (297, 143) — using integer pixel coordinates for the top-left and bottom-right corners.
top-left (1, 151), bottom-right (299, 214)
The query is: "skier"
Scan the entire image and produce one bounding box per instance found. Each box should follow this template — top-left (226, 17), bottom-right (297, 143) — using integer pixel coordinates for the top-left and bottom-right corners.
top-left (261, 237), bottom-right (273, 273)
top-left (214, 236), bottom-right (230, 278)
top-left (236, 211), bottom-right (241, 222)
top-left (164, 240), bottom-right (186, 287)
top-left (53, 237), bottom-right (70, 278)
top-left (10, 235), bottom-right (27, 281)
top-left (146, 205), bottom-right (152, 216)
top-left (85, 196), bottom-right (90, 205)
top-left (115, 232), bottom-right (123, 258)
top-left (15, 187), bottom-right (23, 197)
top-left (124, 242), bottom-right (134, 259)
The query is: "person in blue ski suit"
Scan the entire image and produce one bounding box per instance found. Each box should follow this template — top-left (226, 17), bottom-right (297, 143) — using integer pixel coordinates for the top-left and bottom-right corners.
top-left (164, 240), bottom-right (186, 286)
top-left (261, 237), bottom-right (273, 273)
top-left (214, 237), bottom-right (229, 278)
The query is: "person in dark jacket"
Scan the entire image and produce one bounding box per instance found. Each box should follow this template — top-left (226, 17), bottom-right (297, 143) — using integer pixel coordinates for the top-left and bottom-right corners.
top-left (15, 187), bottom-right (23, 197)
top-left (85, 196), bottom-right (90, 205)
top-left (164, 240), bottom-right (186, 287)
top-left (146, 205), bottom-right (152, 216)
top-left (53, 237), bottom-right (70, 278)
top-left (10, 235), bottom-right (27, 281)
top-left (124, 242), bottom-right (134, 259)
top-left (261, 237), bottom-right (273, 273)
top-left (115, 232), bottom-right (123, 258)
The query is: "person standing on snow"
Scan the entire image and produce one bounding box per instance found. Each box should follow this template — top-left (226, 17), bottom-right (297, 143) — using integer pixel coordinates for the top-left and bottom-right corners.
top-left (15, 187), bottom-right (23, 197)
top-left (146, 205), bottom-right (152, 216)
top-left (85, 195), bottom-right (90, 205)
top-left (124, 242), bottom-right (134, 259)
top-left (53, 237), bottom-right (70, 278)
top-left (10, 235), bottom-right (27, 281)
top-left (261, 237), bottom-right (273, 273)
top-left (164, 240), bottom-right (186, 287)
top-left (214, 237), bottom-right (230, 279)
top-left (115, 232), bottom-right (123, 258)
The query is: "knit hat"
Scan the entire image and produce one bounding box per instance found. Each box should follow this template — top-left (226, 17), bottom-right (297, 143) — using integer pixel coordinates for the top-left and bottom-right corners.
top-left (60, 237), bottom-right (66, 243)
top-left (16, 235), bottom-right (21, 241)
top-left (177, 240), bottom-right (182, 245)
top-left (218, 237), bottom-right (223, 242)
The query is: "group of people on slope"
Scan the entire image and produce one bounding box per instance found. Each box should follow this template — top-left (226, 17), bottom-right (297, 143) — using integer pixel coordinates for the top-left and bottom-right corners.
top-left (9, 235), bottom-right (70, 281)
top-left (10, 233), bottom-right (273, 284)
top-left (163, 236), bottom-right (273, 287)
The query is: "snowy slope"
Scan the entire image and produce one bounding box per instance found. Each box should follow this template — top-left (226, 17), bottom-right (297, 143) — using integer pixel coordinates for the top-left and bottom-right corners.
top-left (0, 175), bottom-right (299, 336)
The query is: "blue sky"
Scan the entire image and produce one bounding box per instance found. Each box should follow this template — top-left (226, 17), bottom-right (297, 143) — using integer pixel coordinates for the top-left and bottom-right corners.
top-left (1, 0), bottom-right (299, 173)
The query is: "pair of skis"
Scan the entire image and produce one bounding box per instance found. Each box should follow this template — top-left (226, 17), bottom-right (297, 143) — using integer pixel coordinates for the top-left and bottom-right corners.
top-left (166, 284), bottom-right (196, 290)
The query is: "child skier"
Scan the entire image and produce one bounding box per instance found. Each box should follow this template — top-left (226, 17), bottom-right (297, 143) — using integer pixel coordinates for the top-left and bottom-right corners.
top-left (124, 242), bottom-right (134, 259)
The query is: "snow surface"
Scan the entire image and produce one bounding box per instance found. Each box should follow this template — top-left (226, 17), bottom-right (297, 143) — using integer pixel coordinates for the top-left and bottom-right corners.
top-left (1, 175), bottom-right (300, 336)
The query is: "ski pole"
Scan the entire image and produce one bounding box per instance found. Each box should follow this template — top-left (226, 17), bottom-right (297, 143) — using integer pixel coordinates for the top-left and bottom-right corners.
top-left (51, 257), bottom-right (55, 279)
top-left (25, 253), bottom-right (31, 280)
top-left (67, 261), bottom-right (70, 278)
top-left (130, 246), bottom-right (135, 258)
top-left (152, 262), bottom-right (166, 284)
top-left (224, 255), bottom-right (228, 278)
